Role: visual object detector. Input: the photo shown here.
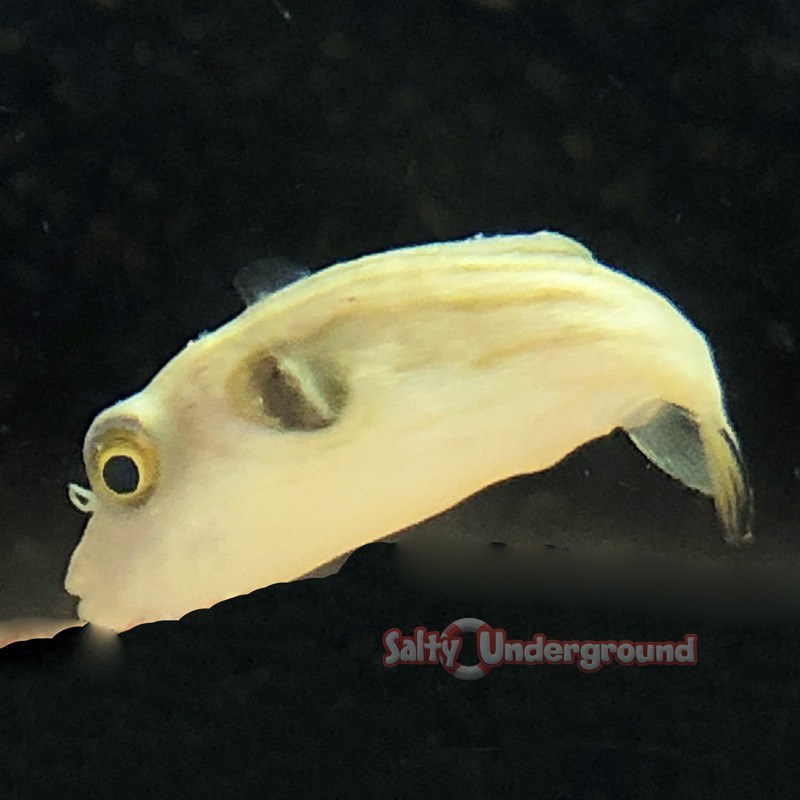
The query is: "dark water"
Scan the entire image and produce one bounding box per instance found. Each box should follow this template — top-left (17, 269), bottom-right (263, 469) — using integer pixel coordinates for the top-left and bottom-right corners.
top-left (1, 0), bottom-right (799, 795)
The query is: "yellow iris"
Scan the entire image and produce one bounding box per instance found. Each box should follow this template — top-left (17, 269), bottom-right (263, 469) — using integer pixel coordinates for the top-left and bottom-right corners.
top-left (87, 422), bottom-right (159, 506)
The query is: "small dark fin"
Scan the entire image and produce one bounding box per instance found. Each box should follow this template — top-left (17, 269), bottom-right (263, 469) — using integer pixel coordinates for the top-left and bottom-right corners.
top-left (625, 402), bottom-right (753, 545)
top-left (228, 350), bottom-right (348, 432)
top-left (233, 257), bottom-right (310, 306)
top-left (626, 402), bottom-right (714, 495)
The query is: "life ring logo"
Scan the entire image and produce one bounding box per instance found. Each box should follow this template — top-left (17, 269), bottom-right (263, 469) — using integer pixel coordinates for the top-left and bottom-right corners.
top-left (381, 619), bottom-right (698, 681)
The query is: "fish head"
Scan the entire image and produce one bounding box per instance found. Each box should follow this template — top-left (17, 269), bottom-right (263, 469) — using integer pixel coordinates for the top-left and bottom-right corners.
top-left (65, 327), bottom-right (351, 632)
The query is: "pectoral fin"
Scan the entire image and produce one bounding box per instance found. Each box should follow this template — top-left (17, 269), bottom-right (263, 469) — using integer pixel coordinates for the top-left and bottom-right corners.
top-left (625, 402), bottom-right (753, 545)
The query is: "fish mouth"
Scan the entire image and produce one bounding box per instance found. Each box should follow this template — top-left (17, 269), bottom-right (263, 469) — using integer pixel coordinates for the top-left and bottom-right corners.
top-left (68, 483), bottom-right (96, 514)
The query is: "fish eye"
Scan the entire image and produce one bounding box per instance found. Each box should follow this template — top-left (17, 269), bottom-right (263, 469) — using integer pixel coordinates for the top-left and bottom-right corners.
top-left (102, 455), bottom-right (140, 494)
top-left (86, 420), bottom-right (159, 506)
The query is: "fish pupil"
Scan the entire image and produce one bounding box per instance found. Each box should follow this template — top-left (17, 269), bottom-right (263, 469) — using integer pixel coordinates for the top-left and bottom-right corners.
top-left (102, 455), bottom-right (140, 495)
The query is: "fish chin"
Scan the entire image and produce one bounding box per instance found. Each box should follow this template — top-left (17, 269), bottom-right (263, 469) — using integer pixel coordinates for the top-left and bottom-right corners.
top-left (75, 590), bottom-right (174, 633)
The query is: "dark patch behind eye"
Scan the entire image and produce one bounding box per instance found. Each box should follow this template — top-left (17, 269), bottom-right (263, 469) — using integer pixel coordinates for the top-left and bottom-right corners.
top-left (248, 353), bottom-right (348, 431)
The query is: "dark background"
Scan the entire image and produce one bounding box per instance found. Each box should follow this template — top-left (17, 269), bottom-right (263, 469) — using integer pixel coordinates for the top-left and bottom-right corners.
top-left (1, 0), bottom-right (799, 796)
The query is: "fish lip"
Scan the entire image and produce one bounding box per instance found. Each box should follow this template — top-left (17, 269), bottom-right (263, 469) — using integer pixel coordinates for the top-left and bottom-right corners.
top-left (68, 483), bottom-right (96, 514)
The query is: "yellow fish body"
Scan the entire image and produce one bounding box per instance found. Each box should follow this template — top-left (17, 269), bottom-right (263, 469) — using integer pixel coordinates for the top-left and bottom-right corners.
top-left (65, 231), bottom-right (752, 633)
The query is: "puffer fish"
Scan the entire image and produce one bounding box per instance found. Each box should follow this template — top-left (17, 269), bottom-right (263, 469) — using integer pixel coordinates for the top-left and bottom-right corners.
top-left (59, 231), bottom-right (751, 635)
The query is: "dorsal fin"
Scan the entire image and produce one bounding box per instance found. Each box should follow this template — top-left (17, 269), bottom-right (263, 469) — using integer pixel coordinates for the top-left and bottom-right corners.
top-left (233, 257), bottom-right (310, 306)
